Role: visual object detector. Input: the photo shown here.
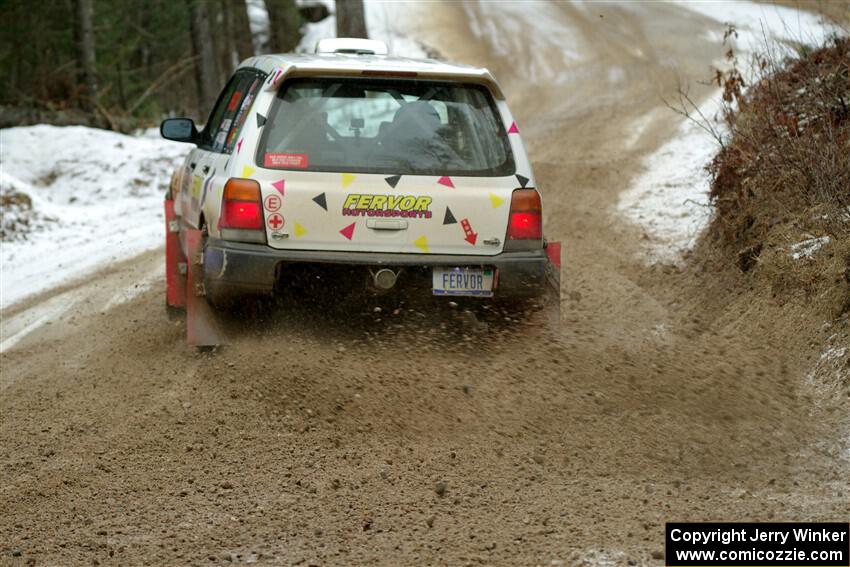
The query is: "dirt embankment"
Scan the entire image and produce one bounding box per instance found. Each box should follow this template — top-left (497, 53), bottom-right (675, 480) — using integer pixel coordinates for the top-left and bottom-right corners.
top-left (1, 2), bottom-right (848, 566)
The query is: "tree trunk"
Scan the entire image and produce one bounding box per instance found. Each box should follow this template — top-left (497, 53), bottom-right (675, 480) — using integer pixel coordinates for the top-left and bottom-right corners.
top-left (266, 0), bottom-right (302, 53)
top-left (231, 0), bottom-right (256, 60)
top-left (216, 0), bottom-right (236, 76)
top-left (335, 0), bottom-right (368, 39)
top-left (72, 0), bottom-right (98, 112)
top-left (189, 0), bottom-right (222, 116)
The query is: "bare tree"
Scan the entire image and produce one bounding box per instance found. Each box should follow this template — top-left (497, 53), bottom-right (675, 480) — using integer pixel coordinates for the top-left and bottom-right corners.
top-left (335, 0), bottom-right (367, 39)
top-left (189, 0), bottom-right (222, 115)
top-left (72, 0), bottom-right (97, 112)
top-left (266, 0), bottom-right (302, 53)
top-left (231, 0), bottom-right (256, 60)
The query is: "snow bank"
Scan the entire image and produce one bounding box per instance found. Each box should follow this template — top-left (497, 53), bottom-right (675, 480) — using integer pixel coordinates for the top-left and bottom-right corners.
top-left (674, 0), bottom-right (838, 53)
top-left (617, 95), bottom-right (721, 262)
top-left (618, 1), bottom-right (840, 263)
top-left (788, 235), bottom-right (832, 260)
top-left (0, 125), bottom-right (187, 309)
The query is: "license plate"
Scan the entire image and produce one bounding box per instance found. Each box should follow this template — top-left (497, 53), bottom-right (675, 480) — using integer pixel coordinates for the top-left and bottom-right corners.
top-left (432, 267), bottom-right (494, 297)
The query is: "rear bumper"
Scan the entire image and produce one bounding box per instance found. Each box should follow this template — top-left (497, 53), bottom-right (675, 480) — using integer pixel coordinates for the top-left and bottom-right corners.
top-left (203, 238), bottom-right (549, 298)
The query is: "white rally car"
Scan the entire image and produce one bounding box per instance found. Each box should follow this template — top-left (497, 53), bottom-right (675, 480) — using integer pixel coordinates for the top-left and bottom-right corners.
top-left (161, 39), bottom-right (559, 314)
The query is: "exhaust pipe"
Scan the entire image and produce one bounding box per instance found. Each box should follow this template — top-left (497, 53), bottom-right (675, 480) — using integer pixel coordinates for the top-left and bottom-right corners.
top-left (371, 268), bottom-right (398, 291)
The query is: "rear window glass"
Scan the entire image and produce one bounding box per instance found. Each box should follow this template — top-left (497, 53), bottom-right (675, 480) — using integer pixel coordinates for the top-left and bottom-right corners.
top-left (256, 78), bottom-right (515, 176)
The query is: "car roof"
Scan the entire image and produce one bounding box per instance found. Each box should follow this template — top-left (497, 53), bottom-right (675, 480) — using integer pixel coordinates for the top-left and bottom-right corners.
top-left (238, 53), bottom-right (506, 99)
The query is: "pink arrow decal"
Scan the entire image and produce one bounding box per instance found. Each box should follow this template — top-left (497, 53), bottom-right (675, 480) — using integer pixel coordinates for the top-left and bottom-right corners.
top-left (271, 179), bottom-right (285, 195)
top-left (507, 122), bottom-right (519, 134)
top-left (236, 138), bottom-right (243, 153)
top-left (339, 222), bottom-right (356, 240)
top-left (437, 176), bottom-right (454, 189)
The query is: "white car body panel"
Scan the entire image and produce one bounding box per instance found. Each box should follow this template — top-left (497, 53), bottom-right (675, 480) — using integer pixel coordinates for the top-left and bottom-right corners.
top-left (179, 53), bottom-right (538, 259)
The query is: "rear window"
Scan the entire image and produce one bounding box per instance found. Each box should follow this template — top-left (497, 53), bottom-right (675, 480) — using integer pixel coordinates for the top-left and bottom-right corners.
top-left (256, 78), bottom-right (515, 176)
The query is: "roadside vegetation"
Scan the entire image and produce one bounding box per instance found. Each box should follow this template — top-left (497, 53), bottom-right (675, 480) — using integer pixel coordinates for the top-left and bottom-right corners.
top-left (0, 0), bottom-right (342, 130)
top-left (701, 34), bottom-right (850, 316)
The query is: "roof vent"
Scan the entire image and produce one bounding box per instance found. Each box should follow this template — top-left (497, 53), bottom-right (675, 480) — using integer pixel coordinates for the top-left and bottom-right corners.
top-left (315, 38), bottom-right (389, 55)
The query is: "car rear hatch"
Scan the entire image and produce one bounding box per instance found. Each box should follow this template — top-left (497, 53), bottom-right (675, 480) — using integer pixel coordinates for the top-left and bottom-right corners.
top-left (253, 76), bottom-right (528, 257)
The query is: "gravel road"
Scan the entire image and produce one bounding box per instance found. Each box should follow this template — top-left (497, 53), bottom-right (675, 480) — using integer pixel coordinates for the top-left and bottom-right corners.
top-left (1, 2), bottom-right (847, 566)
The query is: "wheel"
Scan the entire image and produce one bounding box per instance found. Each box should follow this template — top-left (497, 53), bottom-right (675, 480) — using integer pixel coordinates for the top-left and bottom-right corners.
top-left (165, 302), bottom-right (184, 320)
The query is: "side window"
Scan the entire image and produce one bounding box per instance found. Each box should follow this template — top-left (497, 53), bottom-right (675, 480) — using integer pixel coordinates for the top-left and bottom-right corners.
top-left (200, 75), bottom-right (240, 150)
top-left (223, 76), bottom-right (263, 153)
top-left (200, 70), bottom-right (265, 153)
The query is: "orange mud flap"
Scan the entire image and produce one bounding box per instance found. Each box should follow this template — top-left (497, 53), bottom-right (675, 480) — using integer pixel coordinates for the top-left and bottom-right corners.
top-left (164, 199), bottom-right (186, 310)
top-left (185, 228), bottom-right (225, 349)
top-left (544, 241), bottom-right (562, 328)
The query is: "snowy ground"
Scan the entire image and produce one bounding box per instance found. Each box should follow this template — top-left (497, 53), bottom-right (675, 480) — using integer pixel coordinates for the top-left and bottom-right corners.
top-left (617, 0), bottom-right (840, 263)
top-left (0, 126), bottom-right (187, 309)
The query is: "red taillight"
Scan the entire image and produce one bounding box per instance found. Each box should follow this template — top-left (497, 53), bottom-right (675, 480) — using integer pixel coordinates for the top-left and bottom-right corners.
top-left (222, 200), bottom-right (262, 229)
top-left (509, 211), bottom-right (542, 239)
top-left (507, 189), bottom-right (542, 240)
top-left (220, 178), bottom-right (262, 230)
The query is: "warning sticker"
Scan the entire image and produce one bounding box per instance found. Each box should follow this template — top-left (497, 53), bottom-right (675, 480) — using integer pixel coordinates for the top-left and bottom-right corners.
top-left (264, 153), bottom-right (308, 169)
top-left (264, 194), bottom-right (281, 212)
top-left (267, 213), bottom-right (284, 231)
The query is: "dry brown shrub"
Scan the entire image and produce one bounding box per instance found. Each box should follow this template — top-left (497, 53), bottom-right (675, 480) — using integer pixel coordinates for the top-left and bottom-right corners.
top-left (706, 36), bottom-right (850, 260)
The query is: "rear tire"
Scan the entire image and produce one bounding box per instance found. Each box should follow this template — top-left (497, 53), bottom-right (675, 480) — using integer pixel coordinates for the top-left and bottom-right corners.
top-left (197, 226), bottom-right (237, 311)
top-left (204, 283), bottom-right (239, 311)
top-left (165, 302), bottom-right (184, 321)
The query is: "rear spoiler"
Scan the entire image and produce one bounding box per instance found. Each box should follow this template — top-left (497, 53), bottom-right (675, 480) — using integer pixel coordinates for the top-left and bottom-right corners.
top-left (262, 63), bottom-right (506, 100)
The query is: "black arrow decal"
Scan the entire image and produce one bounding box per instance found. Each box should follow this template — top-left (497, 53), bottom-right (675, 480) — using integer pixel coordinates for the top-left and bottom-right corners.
top-left (256, 113), bottom-right (267, 127)
top-left (443, 207), bottom-right (457, 225)
top-left (384, 174), bottom-right (401, 189)
top-left (312, 192), bottom-right (328, 211)
top-left (516, 174), bottom-right (529, 188)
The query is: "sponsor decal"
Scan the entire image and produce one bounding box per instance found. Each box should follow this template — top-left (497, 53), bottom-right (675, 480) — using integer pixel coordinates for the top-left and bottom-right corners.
top-left (190, 175), bottom-right (202, 200)
top-left (443, 206), bottom-right (457, 225)
top-left (342, 194), bottom-right (433, 219)
top-left (460, 218), bottom-right (477, 245)
top-left (200, 169), bottom-right (216, 208)
top-left (267, 213), bottom-right (284, 231)
top-left (312, 192), bottom-right (327, 211)
top-left (341, 173), bottom-right (356, 188)
top-left (264, 152), bottom-right (309, 169)
top-left (339, 222), bottom-right (356, 240)
top-left (264, 194), bottom-right (281, 212)
top-left (437, 176), bottom-right (455, 188)
top-left (227, 82), bottom-right (258, 147)
top-left (516, 173), bottom-right (530, 188)
top-left (227, 90), bottom-right (242, 111)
